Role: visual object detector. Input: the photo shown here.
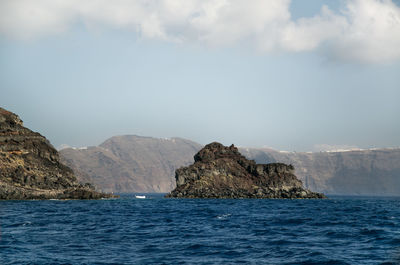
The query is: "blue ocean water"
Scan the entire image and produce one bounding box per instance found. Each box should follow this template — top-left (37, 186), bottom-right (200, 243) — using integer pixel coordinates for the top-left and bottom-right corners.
top-left (1, 195), bottom-right (399, 264)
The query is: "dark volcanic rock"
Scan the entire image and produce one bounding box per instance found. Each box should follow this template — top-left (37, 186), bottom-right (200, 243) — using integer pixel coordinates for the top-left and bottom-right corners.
top-left (166, 142), bottom-right (325, 199)
top-left (0, 107), bottom-right (115, 200)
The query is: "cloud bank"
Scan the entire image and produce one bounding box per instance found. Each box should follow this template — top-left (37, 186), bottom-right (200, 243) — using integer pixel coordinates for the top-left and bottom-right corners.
top-left (1, 0), bottom-right (400, 63)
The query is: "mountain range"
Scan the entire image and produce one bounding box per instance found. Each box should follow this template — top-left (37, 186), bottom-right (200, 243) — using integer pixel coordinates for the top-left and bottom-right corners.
top-left (60, 135), bottom-right (400, 195)
top-left (60, 135), bottom-right (201, 193)
top-left (241, 147), bottom-right (400, 196)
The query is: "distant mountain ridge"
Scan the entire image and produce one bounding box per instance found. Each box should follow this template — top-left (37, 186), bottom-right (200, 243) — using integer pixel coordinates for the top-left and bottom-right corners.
top-left (60, 135), bottom-right (202, 193)
top-left (60, 136), bottom-right (400, 195)
top-left (240, 147), bottom-right (400, 196)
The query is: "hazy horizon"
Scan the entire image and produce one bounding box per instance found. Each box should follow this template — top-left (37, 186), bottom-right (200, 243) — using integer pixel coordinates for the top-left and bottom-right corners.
top-left (56, 133), bottom-right (400, 153)
top-left (1, 0), bottom-right (399, 152)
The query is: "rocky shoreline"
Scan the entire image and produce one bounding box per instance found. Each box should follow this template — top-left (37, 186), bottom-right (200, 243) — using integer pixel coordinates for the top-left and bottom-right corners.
top-left (0, 107), bottom-right (115, 200)
top-left (166, 142), bottom-right (325, 199)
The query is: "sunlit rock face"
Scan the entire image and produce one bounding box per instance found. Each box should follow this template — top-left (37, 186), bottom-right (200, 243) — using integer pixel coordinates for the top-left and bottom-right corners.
top-left (0, 107), bottom-right (114, 200)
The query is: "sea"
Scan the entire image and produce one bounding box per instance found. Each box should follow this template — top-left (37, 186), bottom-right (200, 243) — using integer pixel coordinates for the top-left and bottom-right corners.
top-left (1, 195), bottom-right (399, 264)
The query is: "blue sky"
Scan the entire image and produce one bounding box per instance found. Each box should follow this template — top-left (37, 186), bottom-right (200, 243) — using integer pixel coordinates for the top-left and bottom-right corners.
top-left (1, 0), bottom-right (399, 151)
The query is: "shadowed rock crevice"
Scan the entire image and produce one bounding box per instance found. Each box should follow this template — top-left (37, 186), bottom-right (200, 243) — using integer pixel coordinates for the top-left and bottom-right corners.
top-left (166, 142), bottom-right (325, 199)
top-left (0, 107), bottom-right (115, 200)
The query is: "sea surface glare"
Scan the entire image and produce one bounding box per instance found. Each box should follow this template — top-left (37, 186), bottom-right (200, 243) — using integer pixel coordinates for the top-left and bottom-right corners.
top-left (1, 195), bottom-right (399, 264)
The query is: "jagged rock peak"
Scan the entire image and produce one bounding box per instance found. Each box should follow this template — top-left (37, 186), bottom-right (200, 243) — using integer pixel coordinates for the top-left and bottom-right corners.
top-left (167, 142), bottom-right (325, 199)
top-left (194, 142), bottom-right (245, 163)
top-left (0, 107), bottom-right (23, 127)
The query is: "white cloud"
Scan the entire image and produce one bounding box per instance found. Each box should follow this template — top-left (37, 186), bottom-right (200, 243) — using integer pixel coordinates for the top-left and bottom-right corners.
top-left (0, 0), bottom-right (399, 63)
top-left (279, 6), bottom-right (349, 52)
top-left (0, 0), bottom-right (76, 38)
top-left (333, 0), bottom-right (400, 63)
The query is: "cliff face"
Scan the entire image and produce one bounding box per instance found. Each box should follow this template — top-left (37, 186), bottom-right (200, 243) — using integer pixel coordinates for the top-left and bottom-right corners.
top-left (166, 142), bottom-right (325, 199)
top-left (0, 107), bottom-right (113, 200)
top-left (240, 148), bottom-right (400, 196)
top-left (60, 136), bottom-right (202, 193)
top-left (60, 135), bottom-right (400, 196)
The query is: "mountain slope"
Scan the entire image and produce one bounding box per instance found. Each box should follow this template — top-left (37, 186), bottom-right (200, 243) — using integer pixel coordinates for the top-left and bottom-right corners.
top-left (60, 136), bottom-right (202, 193)
top-left (0, 107), bottom-right (113, 200)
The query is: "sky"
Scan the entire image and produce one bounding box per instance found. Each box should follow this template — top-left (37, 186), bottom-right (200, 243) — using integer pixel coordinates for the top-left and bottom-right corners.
top-left (1, 0), bottom-right (399, 152)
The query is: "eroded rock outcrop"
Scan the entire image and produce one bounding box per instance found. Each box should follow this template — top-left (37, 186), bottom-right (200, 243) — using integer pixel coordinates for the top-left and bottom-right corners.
top-left (166, 142), bottom-right (325, 199)
top-left (0, 107), bottom-right (115, 200)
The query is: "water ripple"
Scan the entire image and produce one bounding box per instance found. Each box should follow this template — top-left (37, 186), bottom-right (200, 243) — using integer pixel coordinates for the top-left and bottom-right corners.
top-left (1, 195), bottom-right (399, 264)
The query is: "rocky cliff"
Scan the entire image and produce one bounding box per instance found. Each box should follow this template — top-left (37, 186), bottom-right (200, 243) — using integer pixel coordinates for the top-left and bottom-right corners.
top-left (60, 135), bottom-right (400, 195)
top-left (166, 142), bottom-right (325, 199)
top-left (240, 147), bottom-right (400, 196)
top-left (60, 136), bottom-right (202, 193)
top-left (0, 107), bottom-right (114, 200)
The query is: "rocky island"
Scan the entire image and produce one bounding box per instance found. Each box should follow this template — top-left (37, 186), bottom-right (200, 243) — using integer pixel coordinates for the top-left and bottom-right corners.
top-left (0, 107), bottom-right (115, 200)
top-left (166, 142), bottom-right (325, 199)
